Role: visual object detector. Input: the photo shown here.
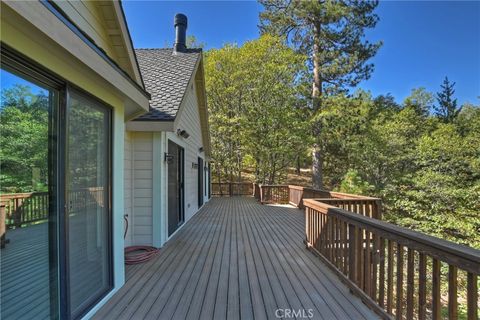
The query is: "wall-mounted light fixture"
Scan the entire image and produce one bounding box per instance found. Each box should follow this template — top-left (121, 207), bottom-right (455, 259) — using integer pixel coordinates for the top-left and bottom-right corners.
top-left (176, 128), bottom-right (190, 139)
top-left (164, 153), bottom-right (174, 163)
top-left (198, 147), bottom-right (204, 153)
top-left (192, 162), bottom-right (198, 169)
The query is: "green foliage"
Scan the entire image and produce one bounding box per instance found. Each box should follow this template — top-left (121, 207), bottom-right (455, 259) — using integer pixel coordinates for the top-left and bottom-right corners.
top-left (313, 86), bottom-right (480, 249)
top-left (259, 0), bottom-right (382, 95)
top-left (337, 169), bottom-right (373, 195)
top-left (0, 85), bottom-right (49, 193)
top-left (259, 0), bottom-right (382, 188)
top-left (205, 34), bottom-right (309, 183)
top-left (434, 77), bottom-right (461, 123)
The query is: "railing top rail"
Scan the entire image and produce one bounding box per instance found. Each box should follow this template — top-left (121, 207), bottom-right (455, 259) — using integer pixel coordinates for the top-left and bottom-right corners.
top-left (287, 185), bottom-right (379, 200)
top-left (212, 182), bottom-right (253, 184)
top-left (260, 184), bottom-right (289, 188)
top-left (310, 197), bottom-right (382, 202)
top-left (0, 192), bottom-right (49, 199)
top-left (304, 198), bottom-right (480, 273)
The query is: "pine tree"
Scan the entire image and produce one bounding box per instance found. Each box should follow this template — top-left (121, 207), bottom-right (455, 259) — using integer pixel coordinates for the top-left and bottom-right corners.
top-left (259, 0), bottom-right (382, 188)
top-left (434, 77), bottom-right (461, 123)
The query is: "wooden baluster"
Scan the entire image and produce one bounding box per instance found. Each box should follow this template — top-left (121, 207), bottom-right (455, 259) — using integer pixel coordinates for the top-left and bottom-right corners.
top-left (387, 240), bottom-right (394, 314)
top-left (305, 207), bottom-right (310, 246)
top-left (406, 249), bottom-right (415, 320)
top-left (396, 244), bottom-right (404, 319)
top-left (372, 233), bottom-right (378, 300)
top-left (342, 221), bottom-right (348, 275)
top-left (448, 265), bottom-right (458, 320)
top-left (418, 253), bottom-right (427, 320)
top-left (467, 273), bottom-right (478, 320)
top-left (379, 237), bottom-right (385, 308)
top-left (348, 224), bottom-right (357, 283)
top-left (365, 230), bottom-right (372, 297)
top-left (357, 226), bottom-right (364, 288)
top-left (432, 258), bottom-right (441, 320)
top-left (328, 214), bottom-right (333, 262)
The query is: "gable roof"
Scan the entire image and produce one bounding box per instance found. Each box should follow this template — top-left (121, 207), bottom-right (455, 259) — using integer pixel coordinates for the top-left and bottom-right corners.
top-left (133, 48), bottom-right (202, 121)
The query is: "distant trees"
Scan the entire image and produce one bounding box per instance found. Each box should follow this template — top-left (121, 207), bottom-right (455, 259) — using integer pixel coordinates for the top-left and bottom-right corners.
top-left (434, 76), bottom-right (462, 123)
top-left (0, 85), bottom-right (49, 193)
top-left (204, 35), bottom-right (309, 184)
top-left (319, 88), bottom-right (480, 248)
top-left (259, 0), bottom-right (382, 188)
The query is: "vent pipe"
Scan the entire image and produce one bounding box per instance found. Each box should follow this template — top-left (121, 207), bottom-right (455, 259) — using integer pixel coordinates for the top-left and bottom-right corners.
top-left (174, 13), bottom-right (188, 53)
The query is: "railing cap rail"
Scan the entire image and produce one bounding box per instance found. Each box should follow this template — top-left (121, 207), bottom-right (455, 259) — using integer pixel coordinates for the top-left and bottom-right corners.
top-left (304, 198), bottom-right (480, 271)
top-left (0, 191), bottom-right (49, 199)
top-left (260, 184), bottom-right (289, 187)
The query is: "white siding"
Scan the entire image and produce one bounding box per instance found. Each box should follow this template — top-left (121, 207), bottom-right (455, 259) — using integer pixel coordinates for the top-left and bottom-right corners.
top-left (124, 132), bottom-right (153, 246)
top-left (171, 81), bottom-right (206, 222)
top-left (124, 131), bottom-right (133, 246)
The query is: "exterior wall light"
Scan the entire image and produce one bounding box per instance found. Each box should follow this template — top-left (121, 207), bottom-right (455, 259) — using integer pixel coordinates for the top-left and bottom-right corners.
top-left (176, 129), bottom-right (190, 139)
top-left (164, 153), bottom-right (174, 163)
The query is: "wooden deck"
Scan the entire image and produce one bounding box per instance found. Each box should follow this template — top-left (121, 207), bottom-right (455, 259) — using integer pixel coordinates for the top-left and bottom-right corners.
top-left (94, 197), bottom-right (378, 320)
top-left (1, 224), bottom-right (50, 319)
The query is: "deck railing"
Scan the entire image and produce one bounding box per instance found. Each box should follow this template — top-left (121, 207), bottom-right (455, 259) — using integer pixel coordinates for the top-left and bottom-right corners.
top-left (259, 185), bottom-right (290, 204)
top-left (303, 198), bottom-right (479, 320)
top-left (259, 184), bottom-right (382, 219)
top-left (0, 192), bottom-right (49, 228)
top-left (0, 188), bottom-right (105, 229)
top-left (211, 182), bottom-right (254, 197)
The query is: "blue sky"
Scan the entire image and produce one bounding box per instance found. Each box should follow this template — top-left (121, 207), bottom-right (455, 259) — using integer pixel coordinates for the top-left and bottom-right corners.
top-left (123, 1), bottom-right (479, 106)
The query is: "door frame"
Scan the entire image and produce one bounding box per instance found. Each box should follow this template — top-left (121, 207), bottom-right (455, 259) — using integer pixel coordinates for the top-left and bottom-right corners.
top-left (167, 139), bottom-right (185, 236)
top-left (1, 43), bottom-right (114, 320)
top-left (198, 157), bottom-right (204, 208)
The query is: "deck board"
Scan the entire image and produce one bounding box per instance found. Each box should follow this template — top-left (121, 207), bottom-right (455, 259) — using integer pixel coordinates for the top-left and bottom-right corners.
top-left (94, 197), bottom-right (378, 320)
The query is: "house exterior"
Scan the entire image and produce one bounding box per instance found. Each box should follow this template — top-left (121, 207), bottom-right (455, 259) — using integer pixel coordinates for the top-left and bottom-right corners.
top-left (0, 2), bottom-right (208, 319)
top-left (125, 48), bottom-right (210, 247)
top-left (124, 16), bottom-right (211, 248)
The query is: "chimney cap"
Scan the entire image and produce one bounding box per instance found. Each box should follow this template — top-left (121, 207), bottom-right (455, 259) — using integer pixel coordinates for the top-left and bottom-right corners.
top-left (174, 13), bottom-right (188, 27)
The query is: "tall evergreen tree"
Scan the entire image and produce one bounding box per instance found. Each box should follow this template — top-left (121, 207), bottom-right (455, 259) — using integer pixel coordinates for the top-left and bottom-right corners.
top-left (434, 76), bottom-right (461, 123)
top-left (259, 0), bottom-right (382, 188)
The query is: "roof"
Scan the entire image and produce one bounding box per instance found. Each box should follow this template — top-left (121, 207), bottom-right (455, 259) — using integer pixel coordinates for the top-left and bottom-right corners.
top-left (133, 48), bottom-right (202, 121)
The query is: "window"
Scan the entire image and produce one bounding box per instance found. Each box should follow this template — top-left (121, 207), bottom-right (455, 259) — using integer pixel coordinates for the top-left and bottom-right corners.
top-left (0, 65), bottom-right (59, 320)
top-left (0, 45), bottom-right (113, 320)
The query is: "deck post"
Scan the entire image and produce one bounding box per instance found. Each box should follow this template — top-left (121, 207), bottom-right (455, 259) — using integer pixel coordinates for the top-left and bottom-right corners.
top-left (1, 203), bottom-right (6, 248)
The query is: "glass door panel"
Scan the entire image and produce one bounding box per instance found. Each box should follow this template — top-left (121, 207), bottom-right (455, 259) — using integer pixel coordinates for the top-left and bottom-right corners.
top-left (167, 141), bottom-right (184, 236)
top-left (66, 90), bottom-right (111, 318)
top-left (0, 68), bottom-right (57, 319)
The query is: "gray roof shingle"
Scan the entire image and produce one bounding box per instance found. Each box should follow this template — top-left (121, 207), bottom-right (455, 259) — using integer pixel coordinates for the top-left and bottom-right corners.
top-left (134, 48), bottom-right (202, 121)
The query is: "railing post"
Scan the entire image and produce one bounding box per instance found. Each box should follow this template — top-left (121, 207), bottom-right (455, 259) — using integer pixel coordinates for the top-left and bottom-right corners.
top-left (348, 224), bottom-right (357, 283)
top-left (0, 203), bottom-right (6, 249)
top-left (229, 183), bottom-right (232, 197)
top-left (14, 198), bottom-right (22, 228)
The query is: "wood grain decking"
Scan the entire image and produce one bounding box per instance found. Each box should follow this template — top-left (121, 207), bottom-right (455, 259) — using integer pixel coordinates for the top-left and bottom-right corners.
top-left (1, 224), bottom-right (51, 320)
top-left (94, 197), bottom-right (378, 320)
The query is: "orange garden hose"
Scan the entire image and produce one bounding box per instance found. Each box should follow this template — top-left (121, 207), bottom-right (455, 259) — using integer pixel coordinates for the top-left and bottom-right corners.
top-left (124, 215), bottom-right (160, 265)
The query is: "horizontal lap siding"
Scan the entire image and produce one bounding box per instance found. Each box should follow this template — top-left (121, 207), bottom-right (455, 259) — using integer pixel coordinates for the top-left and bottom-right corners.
top-left (54, 1), bottom-right (118, 61)
top-left (53, 1), bottom-right (136, 79)
top-left (175, 82), bottom-right (204, 222)
top-left (124, 132), bottom-right (133, 246)
top-left (132, 132), bottom-right (153, 246)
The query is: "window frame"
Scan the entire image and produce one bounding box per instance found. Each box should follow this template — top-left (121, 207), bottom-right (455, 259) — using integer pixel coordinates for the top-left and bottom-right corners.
top-left (1, 43), bottom-right (114, 320)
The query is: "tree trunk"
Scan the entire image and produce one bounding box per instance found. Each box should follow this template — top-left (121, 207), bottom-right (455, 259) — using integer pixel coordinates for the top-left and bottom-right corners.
top-left (295, 155), bottom-right (301, 174)
top-left (311, 21), bottom-right (323, 189)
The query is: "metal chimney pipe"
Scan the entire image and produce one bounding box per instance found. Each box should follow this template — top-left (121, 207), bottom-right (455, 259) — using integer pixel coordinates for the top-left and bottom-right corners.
top-left (174, 13), bottom-right (188, 53)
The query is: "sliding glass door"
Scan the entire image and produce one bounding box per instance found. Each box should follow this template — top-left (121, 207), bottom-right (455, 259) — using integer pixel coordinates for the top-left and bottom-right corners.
top-left (1, 47), bottom-right (112, 319)
top-left (66, 90), bottom-right (112, 318)
top-left (0, 67), bottom-right (58, 320)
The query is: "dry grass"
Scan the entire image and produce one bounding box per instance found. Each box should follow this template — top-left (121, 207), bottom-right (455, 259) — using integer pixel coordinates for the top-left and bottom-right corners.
top-left (216, 167), bottom-right (313, 187)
